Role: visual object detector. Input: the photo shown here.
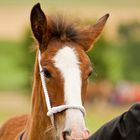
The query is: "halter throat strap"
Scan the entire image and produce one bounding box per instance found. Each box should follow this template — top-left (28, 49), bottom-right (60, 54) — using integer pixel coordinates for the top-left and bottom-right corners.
top-left (38, 50), bottom-right (86, 126)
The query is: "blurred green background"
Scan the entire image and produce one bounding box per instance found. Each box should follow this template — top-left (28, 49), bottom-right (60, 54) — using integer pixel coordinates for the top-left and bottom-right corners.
top-left (0, 0), bottom-right (140, 133)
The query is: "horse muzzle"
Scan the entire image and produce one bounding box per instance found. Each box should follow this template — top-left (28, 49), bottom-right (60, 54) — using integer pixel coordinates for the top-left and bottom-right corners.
top-left (61, 128), bottom-right (90, 140)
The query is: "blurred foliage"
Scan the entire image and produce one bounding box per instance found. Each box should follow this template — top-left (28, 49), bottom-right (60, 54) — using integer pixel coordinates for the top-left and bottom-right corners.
top-left (88, 37), bottom-right (123, 82)
top-left (0, 30), bottom-right (35, 92)
top-left (118, 22), bottom-right (140, 82)
top-left (118, 22), bottom-right (140, 43)
top-left (20, 30), bottom-right (35, 91)
top-left (88, 37), bottom-right (109, 80)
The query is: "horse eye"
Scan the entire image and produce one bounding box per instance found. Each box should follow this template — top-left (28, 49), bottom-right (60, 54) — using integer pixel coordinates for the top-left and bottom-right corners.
top-left (43, 68), bottom-right (51, 79)
top-left (88, 71), bottom-right (92, 77)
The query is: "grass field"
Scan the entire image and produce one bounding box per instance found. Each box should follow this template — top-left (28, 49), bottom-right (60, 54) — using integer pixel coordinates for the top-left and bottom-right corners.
top-left (86, 103), bottom-right (129, 132)
top-left (0, 93), bottom-right (130, 132)
top-left (0, 93), bottom-right (30, 125)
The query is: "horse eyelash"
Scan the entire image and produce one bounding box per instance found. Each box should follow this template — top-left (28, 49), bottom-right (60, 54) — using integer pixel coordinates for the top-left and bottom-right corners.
top-left (92, 66), bottom-right (98, 77)
top-left (91, 63), bottom-right (98, 77)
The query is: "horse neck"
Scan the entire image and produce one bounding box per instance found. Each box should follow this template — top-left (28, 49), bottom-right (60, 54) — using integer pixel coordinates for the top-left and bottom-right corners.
top-left (24, 53), bottom-right (56, 140)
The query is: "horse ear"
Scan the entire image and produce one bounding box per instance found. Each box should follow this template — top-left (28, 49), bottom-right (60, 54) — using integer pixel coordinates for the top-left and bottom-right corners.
top-left (82, 14), bottom-right (109, 51)
top-left (30, 3), bottom-right (47, 46)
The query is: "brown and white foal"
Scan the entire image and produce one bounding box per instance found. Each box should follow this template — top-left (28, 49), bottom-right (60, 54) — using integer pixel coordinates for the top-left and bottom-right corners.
top-left (0, 3), bottom-right (109, 140)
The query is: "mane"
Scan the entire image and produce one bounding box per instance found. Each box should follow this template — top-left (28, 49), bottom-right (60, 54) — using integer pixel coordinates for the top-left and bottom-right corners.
top-left (46, 15), bottom-right (89, 47)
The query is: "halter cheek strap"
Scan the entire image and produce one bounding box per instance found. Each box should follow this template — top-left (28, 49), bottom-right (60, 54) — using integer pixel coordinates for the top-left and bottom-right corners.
top-left (38, 50), bottom-right (86, 126)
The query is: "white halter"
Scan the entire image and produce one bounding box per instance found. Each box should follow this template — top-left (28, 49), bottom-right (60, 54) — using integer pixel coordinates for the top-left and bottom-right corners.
top-left (38, 50), bottom-right (86, 126)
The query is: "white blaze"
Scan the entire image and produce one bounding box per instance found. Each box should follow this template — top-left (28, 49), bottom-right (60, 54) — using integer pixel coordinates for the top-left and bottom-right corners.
top-left (53, 46), bottom-right (82, 106)
top-left (53, 46), bottom-right (86, 130)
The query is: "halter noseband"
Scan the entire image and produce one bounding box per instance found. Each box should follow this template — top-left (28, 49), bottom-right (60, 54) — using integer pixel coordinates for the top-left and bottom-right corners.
top-left (38, 50), bottom-right (86, 126)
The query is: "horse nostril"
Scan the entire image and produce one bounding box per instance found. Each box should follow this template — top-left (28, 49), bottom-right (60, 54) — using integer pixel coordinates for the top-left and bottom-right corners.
top-left (62, 129), bottom-right (71, 140)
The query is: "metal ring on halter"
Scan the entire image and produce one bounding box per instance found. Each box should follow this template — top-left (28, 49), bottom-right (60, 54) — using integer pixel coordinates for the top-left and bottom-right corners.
top-left (38, 50), bottom-right (86, 126)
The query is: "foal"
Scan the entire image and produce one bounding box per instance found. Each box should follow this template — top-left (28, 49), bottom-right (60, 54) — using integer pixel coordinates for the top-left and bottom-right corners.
top-left (0, 3), bottom-right (109, 140)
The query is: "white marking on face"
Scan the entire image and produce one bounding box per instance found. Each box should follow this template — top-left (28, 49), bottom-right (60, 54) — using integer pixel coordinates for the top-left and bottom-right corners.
top-left (53, 46), bottom-right (86, 130)
top-left (53, 46), bottom-right (82, 106)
